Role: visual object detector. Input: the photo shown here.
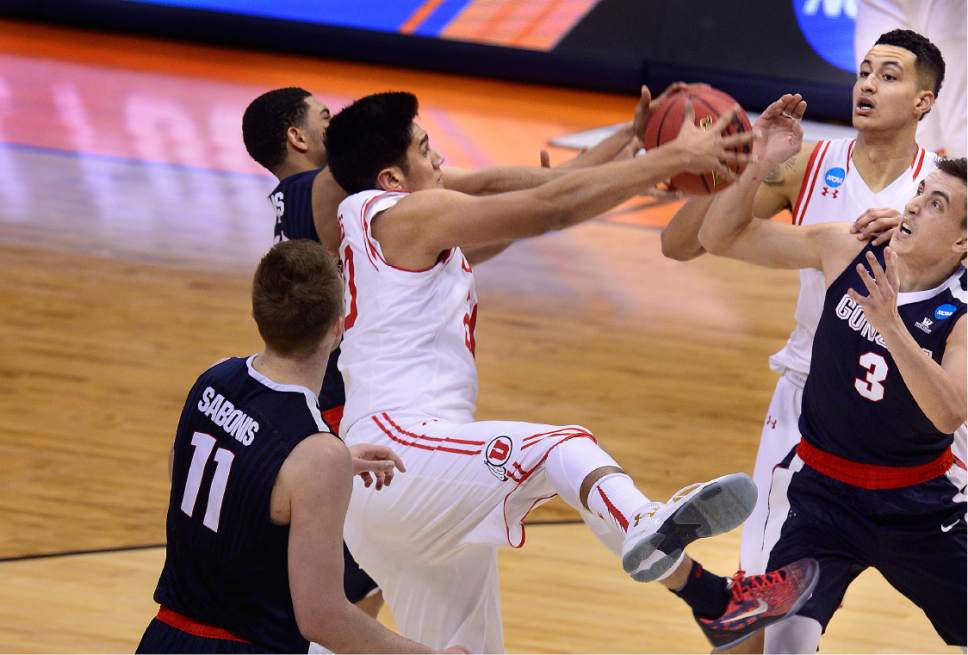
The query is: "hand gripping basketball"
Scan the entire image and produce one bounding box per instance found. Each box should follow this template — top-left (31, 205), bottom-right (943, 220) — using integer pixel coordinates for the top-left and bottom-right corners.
top-left (672, 102), bottom-right (754, 176)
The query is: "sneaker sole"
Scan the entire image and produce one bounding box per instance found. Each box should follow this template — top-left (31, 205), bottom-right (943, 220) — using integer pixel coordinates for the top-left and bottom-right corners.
top-left (710, 558), bottom-right (821, 653)
top-left (623, 473), bottom-right (758, 583)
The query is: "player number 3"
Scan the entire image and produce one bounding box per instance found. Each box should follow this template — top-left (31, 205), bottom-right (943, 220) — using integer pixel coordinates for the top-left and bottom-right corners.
top-left (854, 352), bottom-right (888, 402)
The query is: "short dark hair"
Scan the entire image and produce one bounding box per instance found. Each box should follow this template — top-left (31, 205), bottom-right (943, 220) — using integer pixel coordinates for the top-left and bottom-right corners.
top-left (325, 92), bottom-right (418, 194)
top-left (936, 157), bottom-right (967, 227)
top-left (252, 240), bottom-right (343, 357)
top-left (874, 29), bottom-right (945, 98)
top-left (242, 87), bottom-right (312, 172)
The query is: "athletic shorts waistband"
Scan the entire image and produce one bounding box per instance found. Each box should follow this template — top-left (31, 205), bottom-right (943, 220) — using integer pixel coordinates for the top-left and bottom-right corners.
top-left (156, 606), bottom-right (251, 644)
top-left (796, 439), bottom-right (954, 489)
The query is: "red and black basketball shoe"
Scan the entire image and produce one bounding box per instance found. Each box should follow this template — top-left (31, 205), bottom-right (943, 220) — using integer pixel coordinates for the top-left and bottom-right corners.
top-left (696, 558), bottom-right (819, 652)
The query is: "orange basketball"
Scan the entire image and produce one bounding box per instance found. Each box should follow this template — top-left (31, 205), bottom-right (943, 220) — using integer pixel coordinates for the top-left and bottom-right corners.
top-left (642, 84), bottom-right (753, 195)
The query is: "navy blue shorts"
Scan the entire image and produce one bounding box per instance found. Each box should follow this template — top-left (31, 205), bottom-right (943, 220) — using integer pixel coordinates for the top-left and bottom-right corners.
top-left (344, 541), bottom-right (378, 603)
top-left (765, 449), bottom-right (967, 646)
top-left (136, 619), bottom-right (262, 654)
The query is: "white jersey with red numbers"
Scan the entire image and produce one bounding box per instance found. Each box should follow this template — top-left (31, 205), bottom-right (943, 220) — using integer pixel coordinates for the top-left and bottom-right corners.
top-left (336, 190), bottom-right (479, 436)
top-left (769, 138), bottom-right (938, 377)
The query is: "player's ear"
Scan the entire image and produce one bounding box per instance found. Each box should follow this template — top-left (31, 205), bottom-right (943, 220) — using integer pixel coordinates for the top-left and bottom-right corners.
top-left (287, 125), bottom-right (309, 153)
top-left (952, 230), bottom-right (967, 258)
top-left (376, 166), bottom-right (405, 192)
top-left (914, 89), bottom-right (935, 120)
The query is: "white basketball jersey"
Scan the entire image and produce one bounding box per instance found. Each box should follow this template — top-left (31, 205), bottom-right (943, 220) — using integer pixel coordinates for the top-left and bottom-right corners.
top-left (770, 138), bottom-right (938, 377)
top-left (336, 190), bottom-right (479, 435)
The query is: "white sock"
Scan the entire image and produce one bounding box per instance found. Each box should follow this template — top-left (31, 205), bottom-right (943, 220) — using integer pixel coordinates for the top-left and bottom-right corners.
top-left (586, 473), bottom-right (652, 534)
top-left (542, 434), bottom-right (653, 545)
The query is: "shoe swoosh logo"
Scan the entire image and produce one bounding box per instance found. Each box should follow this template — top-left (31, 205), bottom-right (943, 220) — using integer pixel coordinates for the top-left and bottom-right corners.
top-left (721, 598), bottom-right (769, 624)
top-left (941, 519), bottom-right (961, 532)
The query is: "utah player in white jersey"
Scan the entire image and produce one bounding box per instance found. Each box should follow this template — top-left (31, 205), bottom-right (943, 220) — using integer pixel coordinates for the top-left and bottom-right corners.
top-left (324, 91), bottom-right (820, 653)
top-left (240, 83), bottom-right (690, 620)
top-left (855, 0), bottom-right (965, 157)
top-left (660, 29), bottom-right (961, 592)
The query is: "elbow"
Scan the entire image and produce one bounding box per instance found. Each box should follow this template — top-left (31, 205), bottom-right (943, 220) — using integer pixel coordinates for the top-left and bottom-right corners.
top-left (932, 410), bottom-right (967, 436)
top-left (660, 231), bottom-right (703, 261)
top-left (295, 597), bottom-right (349, 649)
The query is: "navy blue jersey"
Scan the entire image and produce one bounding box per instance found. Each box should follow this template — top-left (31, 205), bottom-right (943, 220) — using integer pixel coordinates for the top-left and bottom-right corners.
top-left (800, 242), bottom-right (967, 466)
top-left (268, 169), bottom-right (345, 419)
top-left (271, 169), bottom-right (321, 243)
top-left (153, 356), bottom-right (333, 653)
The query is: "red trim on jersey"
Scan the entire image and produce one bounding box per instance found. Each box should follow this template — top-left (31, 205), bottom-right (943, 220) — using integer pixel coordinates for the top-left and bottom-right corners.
top-left (156, 607), bottom-right (251, 644)
top-left (845, 139), bottom-right (855, 175)
top-left (796, 439), bottom-right (954, 489)
top-left (521, 427), bottom-right (592, 450)
top-left (794, 141), bottom-right (831, 226)
top-left (791, 141), bottom-right (826, 225)
top-left (509, 494), bottom-right (558, 549)
top-left (322, 405), bottom-right (344, 435)
top-left (503, 429), bottom-right (597, 547)
top-left (371, 414), bottom-right (482, 455)
top-left (596, 486), bottom-right (630, 532)
top-left (380, 413), bottom-right (485, 446)
top-left (911, 147), bottom-right (926, 180)
top-left (359, 191), bottom-right (449, 274)
top-left (358, 192), bottom-right (391, 271)
top-left (955, 455), bottom-right (966, 471)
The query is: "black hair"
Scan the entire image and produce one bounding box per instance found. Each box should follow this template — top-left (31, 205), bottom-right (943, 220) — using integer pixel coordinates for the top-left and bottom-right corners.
top-left (874, 29), bottom-right (946, 98)
top-left (242, 87), bottom-right (312, 172)
top-left (325, 92), bottom-right (418, 194)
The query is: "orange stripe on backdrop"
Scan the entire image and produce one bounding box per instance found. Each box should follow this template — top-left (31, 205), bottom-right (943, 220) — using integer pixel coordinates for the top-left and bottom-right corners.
top-left (512, 0), bottom-right (564, 49)
top-left (442, 0), bottom-right (599, 49)
top-left (400, 0), bottom-right (447, 34)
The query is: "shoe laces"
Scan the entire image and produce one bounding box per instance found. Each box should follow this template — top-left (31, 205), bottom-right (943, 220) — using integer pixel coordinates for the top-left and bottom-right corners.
top-left (729, 569), bottom-right (788, 602)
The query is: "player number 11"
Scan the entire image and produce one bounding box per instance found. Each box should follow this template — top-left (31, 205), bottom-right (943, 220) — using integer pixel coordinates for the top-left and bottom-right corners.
top-left (180, 432), bottom-right (234, 532)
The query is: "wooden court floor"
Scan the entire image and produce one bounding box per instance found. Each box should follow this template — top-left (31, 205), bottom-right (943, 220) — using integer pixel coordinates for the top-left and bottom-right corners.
top-left (0, 19), bottom-right (958, 653)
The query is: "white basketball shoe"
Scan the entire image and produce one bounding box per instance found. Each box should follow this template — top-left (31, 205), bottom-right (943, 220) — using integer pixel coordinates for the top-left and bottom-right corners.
top-left (621, 472), bottom-right (758, 583)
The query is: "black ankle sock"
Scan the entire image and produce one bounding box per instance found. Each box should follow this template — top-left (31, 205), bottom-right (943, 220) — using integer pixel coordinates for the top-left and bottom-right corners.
top-left (669, 561), bottom-right (731, 619)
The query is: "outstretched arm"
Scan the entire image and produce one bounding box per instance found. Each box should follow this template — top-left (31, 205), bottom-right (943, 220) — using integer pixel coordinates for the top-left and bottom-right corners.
top-left (661, 94), bottom-right (812, 262)
top-left (375, 105), bottom-right (753, 270)
top-left (441, 83), bottom-right (688, 194)
top-left (848, 250), bottom-right (967, 433)
top-left (699, 94), bottom-right (826, 269)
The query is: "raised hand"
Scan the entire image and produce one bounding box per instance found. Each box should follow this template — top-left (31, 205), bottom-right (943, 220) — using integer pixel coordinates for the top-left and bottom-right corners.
top-left (631, 82), bottom-right (690, 139)
top-left (753, 93), bottom-right (807, 166)
top-left (847, 249), bottom-right (902, 335)
top-left (348, 443), bottom-right (406, 490)
top-left (671, 101), bottom-right (755, 175)
top-left (850, 208), bottom-right (903, 245)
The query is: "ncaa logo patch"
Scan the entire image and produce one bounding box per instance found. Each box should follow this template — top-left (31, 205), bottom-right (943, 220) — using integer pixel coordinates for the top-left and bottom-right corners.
top-left (824, 167), bottom-right (846, 188)
top-left (934, 304), bottom-right (957, 320)
top-left (484, 435), bottom-right (514, 480)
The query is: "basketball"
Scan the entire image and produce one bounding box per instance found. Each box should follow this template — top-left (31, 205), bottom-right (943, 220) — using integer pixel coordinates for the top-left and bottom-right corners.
top-left (643, 84), bottom-right (753, 195)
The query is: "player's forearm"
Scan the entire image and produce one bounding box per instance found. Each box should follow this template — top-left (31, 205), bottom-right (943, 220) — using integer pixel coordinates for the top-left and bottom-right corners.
top-left (529, 144), bottom-right (687, 231)
top-left (698, 162), bottom-right (772, 256)
top-left (444, 165), bottom-right (559, 195)
top-left (556, 122), bottom-right (635, 169)
top-left (879, 321), bottom-right (967, 433)
top-left (660, 196), bottom-right (714, 261)
top-left (308, 602), bottom-right (434, 653)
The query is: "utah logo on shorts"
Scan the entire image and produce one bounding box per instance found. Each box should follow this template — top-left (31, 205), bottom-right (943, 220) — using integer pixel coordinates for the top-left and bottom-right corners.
top-left (484, 435), bottom-right (514, 481)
